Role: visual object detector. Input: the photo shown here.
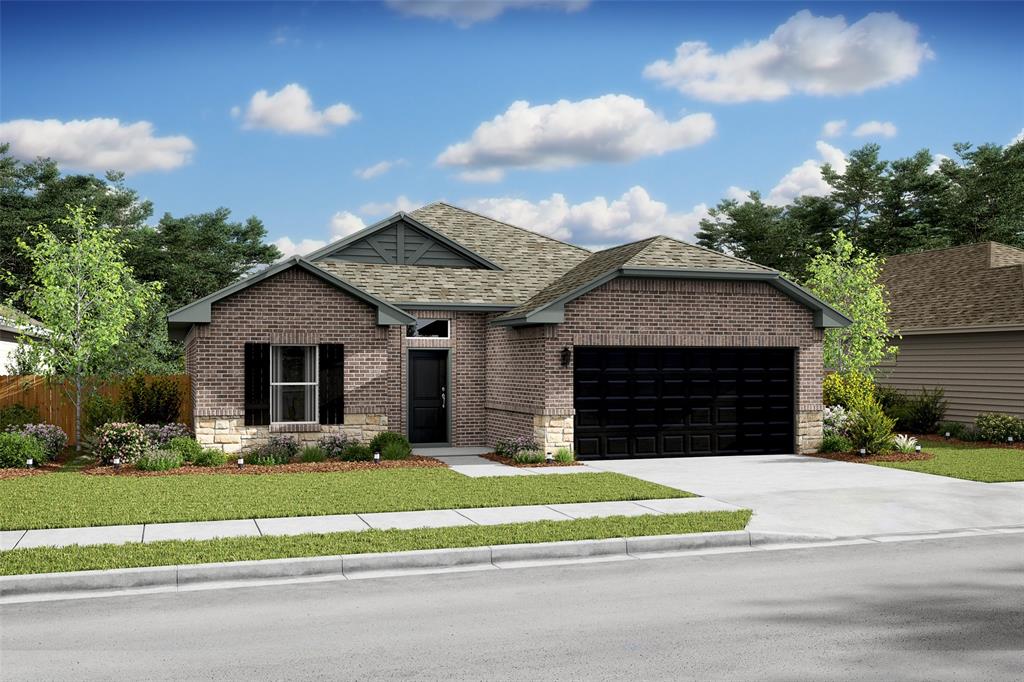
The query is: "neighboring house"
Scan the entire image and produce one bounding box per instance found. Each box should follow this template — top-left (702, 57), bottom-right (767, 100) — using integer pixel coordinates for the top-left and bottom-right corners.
top-left (0, 305), bottom-right (46, 375)
top-left (878, 241), bottom-right (1024, 423)
top-left (168, 203), bottom-right (849, 459)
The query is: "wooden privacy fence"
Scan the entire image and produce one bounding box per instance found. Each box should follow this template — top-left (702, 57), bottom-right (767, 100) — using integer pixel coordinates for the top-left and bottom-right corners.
top-left (0, 374), bottom-right (191, 445)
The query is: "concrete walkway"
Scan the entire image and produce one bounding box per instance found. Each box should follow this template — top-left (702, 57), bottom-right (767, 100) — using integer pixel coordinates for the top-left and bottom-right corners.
top-left (0, 497), bottom-right (741, 551)
top-left (587, 454), bottom-right (1024, 537)
top-left (418, 447), bottom-right (591, 477)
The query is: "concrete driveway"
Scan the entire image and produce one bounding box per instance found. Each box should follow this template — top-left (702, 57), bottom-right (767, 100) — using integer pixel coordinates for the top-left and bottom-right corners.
top-left (585, 454), bottom-right (1024, 537)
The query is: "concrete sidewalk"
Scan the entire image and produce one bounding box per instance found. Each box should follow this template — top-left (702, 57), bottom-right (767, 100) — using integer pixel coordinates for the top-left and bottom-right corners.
top-left (0, 497), bottom-right (742, 551)
top-left (417, 447), bottom-right (590, 477)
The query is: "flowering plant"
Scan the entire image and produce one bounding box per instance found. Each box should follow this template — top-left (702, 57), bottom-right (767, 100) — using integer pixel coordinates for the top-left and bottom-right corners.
top-left (94, 422), bottom-right (150, 464)
top-left (143, 422), bottom-right (192, 446)
top-left (8, 423), bottom-right (67, 461)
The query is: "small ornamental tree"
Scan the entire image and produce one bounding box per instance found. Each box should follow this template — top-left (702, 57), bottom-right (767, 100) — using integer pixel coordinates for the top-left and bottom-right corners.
top-left (10, 205), bottom-right (159, 451)
top-left (805, 231), bottom-right (898, 376)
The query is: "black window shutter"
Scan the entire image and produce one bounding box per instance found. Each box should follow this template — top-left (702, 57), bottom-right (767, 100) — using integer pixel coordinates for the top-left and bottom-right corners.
top-left (319, 344), bottom-right (344, 425)
top-left (244, 343), bottom-right (270, 426)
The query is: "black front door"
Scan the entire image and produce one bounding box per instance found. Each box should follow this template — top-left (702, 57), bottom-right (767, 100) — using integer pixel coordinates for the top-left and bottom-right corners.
top-left (409, 350), bottom-right (448, 444)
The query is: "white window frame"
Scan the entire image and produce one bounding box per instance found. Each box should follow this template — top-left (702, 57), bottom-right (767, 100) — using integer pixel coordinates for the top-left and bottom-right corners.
top-left (269, 344), bottom-right (319, 425)
top-left (407, 318), bottom-right (450, 339)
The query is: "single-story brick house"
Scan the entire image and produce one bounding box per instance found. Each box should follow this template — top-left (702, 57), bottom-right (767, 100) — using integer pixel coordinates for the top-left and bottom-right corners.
top-left (168, 203), bottom-right (849, 459)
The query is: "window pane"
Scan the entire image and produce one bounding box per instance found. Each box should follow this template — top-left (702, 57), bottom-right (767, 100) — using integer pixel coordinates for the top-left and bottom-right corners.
top-left (272, 346), bottom-right (315, 382)
top-left (274, 385), bottom-right (306, 422)
top-left (407, 319), bottom-right (449, 338)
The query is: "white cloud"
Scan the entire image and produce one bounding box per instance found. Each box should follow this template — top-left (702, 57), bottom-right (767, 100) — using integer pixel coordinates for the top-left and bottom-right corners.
top-left (1010, 128), bottom-right (1024, 146)
top-left (463, 186), bottom-right (710, 245)
top-left (644, 10), bottom-right (933, 103)
top-left (926, 153), bottom-right (950, 174)
top-left (724, 185), bottom-right (751, 203)
top-left (437, 94), bottom-right (715, 176)
top-left (0, 117), bottom-right (194, 173)
top-left (239, 83), bottom-right (357, 135)
top-left (822, 120), bottom-right (847, 138)
top-left (458, 168), bottom-right (505, 183)
top-left (852, 120), bottom-right (897, 137)
top-left (767, 141), bottom-right (847, 206)
top-left (273, 211), bottom-right (368, 260)
top-left (354, 159), bottom-right (406, 180)
top-left (385, 0), bottom-right (589, 27)
top-left (358, 196), bottom-right (419, 217)
top-left (329, 211), bottom-right (367, 237)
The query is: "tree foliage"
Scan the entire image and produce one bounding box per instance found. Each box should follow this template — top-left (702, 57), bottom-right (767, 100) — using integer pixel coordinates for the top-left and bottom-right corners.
top-left (804, 232), bottom-right (898, 376)
top-left (10, 206), bottom-right (161, 449)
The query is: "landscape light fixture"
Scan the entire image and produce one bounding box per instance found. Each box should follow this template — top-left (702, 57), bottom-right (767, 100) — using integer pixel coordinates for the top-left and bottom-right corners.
top-left (915, 445), bottom-right (921, 454)
top-left (113, 457), bottom-right (121, 470)
top-left (237, 457), bottom-right (244, 469)
top-left (374, 451), bottom-right (381, 464)
top-left (1009, 436), bottom-right (1015, 443)
top-left (859, 448), bottom-right (866, 456)
top-left (545, 452), bottom-right (554, 462)
top-left (944, 431), bottom-right (951, 439)
top-left (560, 346), bottom-right (572, 368)
top-left (26, 458), bottom-right (33, 468)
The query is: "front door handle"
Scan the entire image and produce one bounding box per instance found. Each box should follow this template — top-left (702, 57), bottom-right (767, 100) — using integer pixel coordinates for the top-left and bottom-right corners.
top-left (441, 386), bottom-right (446, 409)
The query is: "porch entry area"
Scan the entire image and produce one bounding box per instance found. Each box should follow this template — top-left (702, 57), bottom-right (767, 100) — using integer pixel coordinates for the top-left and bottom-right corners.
top-left (408, 349), bottom-right (449, 445)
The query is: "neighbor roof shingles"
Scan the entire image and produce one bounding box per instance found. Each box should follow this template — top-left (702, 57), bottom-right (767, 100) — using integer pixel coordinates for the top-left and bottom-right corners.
top-left (880, 242), bottom-right (1024, 331)
top-left (496, 235), bottom-right (776, 321)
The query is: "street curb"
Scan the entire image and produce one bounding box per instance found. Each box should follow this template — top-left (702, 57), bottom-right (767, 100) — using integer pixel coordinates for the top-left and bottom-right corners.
top-left (3, 526), bottom-right (1016, 600)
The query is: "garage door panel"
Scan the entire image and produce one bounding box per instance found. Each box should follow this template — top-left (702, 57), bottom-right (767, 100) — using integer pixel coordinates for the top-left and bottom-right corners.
top-left (574, 346), bottom-right (794, 459)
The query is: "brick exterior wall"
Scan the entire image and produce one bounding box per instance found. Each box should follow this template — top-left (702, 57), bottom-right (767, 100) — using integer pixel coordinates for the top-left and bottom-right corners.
top-left (186, 266), bottom-right (825, 455)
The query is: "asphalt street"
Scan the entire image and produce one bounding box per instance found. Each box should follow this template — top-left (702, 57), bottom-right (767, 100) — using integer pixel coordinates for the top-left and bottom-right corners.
top-left (2, 533), bottom-right (1022, 681)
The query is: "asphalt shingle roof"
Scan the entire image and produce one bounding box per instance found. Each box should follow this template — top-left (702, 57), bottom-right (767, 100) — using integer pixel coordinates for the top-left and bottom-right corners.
top-left (496, 235), bottom-right (775, 320)
top-left (880, 242), bottom-right (1024, 331)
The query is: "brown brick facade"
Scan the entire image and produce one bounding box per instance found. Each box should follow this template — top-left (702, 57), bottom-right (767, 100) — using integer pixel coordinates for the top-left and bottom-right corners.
top-left (186, 267), bottom-right (825, 454)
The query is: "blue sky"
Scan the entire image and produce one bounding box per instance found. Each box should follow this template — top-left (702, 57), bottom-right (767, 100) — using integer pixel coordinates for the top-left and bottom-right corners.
top-left (2, 1), bottom-right (1022, 254)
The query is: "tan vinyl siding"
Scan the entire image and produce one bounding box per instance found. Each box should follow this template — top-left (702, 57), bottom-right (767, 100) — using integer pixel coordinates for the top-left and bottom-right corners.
top-left (876, 331), bottom-right (1024, 423)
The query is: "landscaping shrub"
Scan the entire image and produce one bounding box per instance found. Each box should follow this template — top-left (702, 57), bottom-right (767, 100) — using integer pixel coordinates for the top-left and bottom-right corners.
top-left (135, 449), bottom-right (184, 472)
top-left (0, 432), bottom-right (45, 468)
top-left (847, 398), bottom-right (895, 455)
top-left (381, 441), bottom-right (411, 460)
top-left (300, 446), bottom-right (327, 463)
top-left (245, 435), bottom-right (299, 465)
top-left (120, 374), bottom-right (182, 425)
top-left (317, 433), bottom-right (350, 459)
top-left (975, 413), bottom-right (1024, 442)
top-left (82, 394), bottom-right (124, 435)
top-left (143, 423), bottom-right (192, 446)
top-left (555, 447), bottom-right (574, 464)
top-left (166, 436), bottom-right (204, 463)
top-left (191, 448), bottom-right (227, 467)
top-left (0, 404), bottom-right (40, 432)
top-left (512, 449), bottom-right (546, 464)
top-left (891, 434), bottom-right (919, 453)
top-left (936, 420), bottom-right (968, 439)
top-left (823, 405), bottom-right (853, 436)
top-left (495, 436), bottom-right (539, 457)
top-left (823, 371), bottom-right (874, 409)
top-left (9, 423), bottom-right (67, 461)
top-left (94, 422), bottom-right (150, 464)
top-left (368, 431), bottom-right (411, 456)
top-left (819, 432), bottom-right (852, 453)
top-left (339, 443), bottom-right (372, 461)
top-left (888, 387), bottom-right (947, 433)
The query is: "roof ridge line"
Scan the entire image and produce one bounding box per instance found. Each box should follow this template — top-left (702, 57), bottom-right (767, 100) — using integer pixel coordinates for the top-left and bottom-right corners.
top-left (423, 201), bottom-right (592, 254)
top-left (649, 234), bottom-right (773, 271)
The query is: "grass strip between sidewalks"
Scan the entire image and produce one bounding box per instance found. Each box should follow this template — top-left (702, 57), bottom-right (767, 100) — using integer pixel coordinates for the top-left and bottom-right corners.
top-left (1, 469), bottom-right (692, 530)
top-left (0, 511), bottom-right (752, 576)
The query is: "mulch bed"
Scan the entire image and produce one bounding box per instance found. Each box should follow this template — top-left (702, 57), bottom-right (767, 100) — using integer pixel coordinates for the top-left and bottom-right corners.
top-left (808, 450), bottom-right (934, 463)
top-left (482, 453), bottom-right (583, 467)
top-left (0, 463), bottom-right (63, 480)
top-left (915, 434), bottom-right (1024, 450)
top-left (79, 455), bottom-right (446, 477)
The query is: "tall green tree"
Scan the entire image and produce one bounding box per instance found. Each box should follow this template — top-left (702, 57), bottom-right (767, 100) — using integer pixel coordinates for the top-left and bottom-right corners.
top-left (820, 144), bottom-right (887, 242)
top-left (128, 208), bottom-right (281, 311)
top-left (11, 206), bottom-right (160, 450)
top-left (696, 192), bottom-right (810, 276)
top-left (804, 231), bottom-right (898, 376)
top-left (936, 140), bottom-right (1024, 247)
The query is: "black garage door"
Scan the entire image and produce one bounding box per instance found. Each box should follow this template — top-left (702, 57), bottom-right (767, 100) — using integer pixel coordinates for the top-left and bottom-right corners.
top-left (573, 347), bottom-right (794, 459)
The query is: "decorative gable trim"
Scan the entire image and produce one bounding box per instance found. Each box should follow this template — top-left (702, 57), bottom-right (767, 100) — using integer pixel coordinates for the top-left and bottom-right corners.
top-left (306, 213), bottom-right (503, 271)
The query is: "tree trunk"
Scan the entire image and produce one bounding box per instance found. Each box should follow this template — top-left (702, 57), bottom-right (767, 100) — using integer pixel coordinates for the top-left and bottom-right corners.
top-left (75, 374), bottom-right (82, 454)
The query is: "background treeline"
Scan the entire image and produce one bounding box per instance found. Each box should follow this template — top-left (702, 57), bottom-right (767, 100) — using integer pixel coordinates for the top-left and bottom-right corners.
top-left (696, 140), bottom-right (1024, 279)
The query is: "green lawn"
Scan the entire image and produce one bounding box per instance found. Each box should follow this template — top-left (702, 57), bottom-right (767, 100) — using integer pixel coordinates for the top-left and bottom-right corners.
top-left (874, 442), bottom-right (1024, 482)
top-left (0, 511), bottom-right (751, 576)
top-left (0, 469), bottom-right (692, 530)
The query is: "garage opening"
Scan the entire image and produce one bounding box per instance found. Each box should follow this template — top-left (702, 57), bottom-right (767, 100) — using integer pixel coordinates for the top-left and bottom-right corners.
top-left (573, 347), bottom-right (795, 459)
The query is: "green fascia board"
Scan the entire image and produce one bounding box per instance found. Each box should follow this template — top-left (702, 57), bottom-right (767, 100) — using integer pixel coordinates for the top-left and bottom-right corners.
top-left (492, 267), bottom-right (851, 329)
top-left (166, 257), bottom-right (414, 339)
top-left (305, 212), bottom-right (504, 271)
top-left (393, 302), bottom-right (517, 312)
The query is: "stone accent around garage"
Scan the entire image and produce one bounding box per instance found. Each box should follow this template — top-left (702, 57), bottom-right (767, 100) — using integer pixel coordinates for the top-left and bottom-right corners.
top-left (796, 410), bottom-right (823, 454)
top-left (533, 414), bottom-right (574, 455)
top-left (195, 414), bottom-right (389, 454)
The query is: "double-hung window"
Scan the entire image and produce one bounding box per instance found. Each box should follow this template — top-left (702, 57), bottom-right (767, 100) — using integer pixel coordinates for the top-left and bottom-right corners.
top-left (270, 345), bottom-right (317, 423)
